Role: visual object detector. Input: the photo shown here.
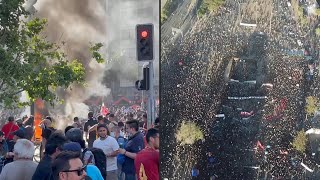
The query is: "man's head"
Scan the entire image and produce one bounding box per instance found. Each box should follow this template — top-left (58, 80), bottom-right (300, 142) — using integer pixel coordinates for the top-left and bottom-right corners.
top-left (146, 128), bottom-right (159, 149)
top-left (97, 124), bottom-right (109, 138)
top-left (125, 120), bottom-right (139, 136)
top-left (16, 118), bottom-right (23, 127)
top-left (12, 129), bottom-right (25, 142)
top-left (109, 114), bottom-right (115, 121)
top-left (66, 128), bottom-right (85, 149)
top-left (88, 112), bottom-right (93, 119)
top-left (97, 115), bottom-right (104, 124)
top-left (43, 119), bottom-right (52, 128)
top-left (13, 139), bottom-right (35, 160)
top-left (8, 116), bottom-right (14, 122)
top-left (46, 132), bottom-right (68, 157)
top-left (52, 151), bottom-right (86, 180)
top-left (111, 126), bottom-right (121, 138)
top-left (73, 117), bottom-right (79, 123)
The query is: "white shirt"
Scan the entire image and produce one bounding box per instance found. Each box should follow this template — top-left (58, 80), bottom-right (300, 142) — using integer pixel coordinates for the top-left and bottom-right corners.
top-left (93, 136), bottom-right (119, 171)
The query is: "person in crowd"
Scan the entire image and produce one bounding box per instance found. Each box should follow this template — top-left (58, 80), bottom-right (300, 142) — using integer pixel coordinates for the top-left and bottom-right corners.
top-left (65, 126), bottom-right (75, 135)
top-left (108, 114), bottom-right (117, 129)
top-left (16, 118), bottom-right (24, 130)
top-left (81, 148), bottom-right (104, 180)
top-left (88, 115), bottom-right (106, 138)
top-left (32, 131), bottom-right (68, 180)
top-left (119, 120), bottom-right (145, 180)
top-left (66, 128), bottom-right (86, 150)
top-left (0, 131), bottom-right (8, 157)
top-left (72, 117), bottom-right (83, 130)
top-left (84, 112), bottom-right (98, 148)
top-left (0, 139), bottom-right (38, 180)
top-left (134, 128), bottom-right (159, 180)
top-left (142, 114), bottom-right (147, 130)
top-left (40, 116), bottom-right (56, 158)
top-left (24, 125), bottom-right (34, 141)
top-left (5, 129), bottom-right (26, 165)
top-left (118, 122), bottom-right (125, 137)
top-left (1, 116), bottom-right (19, 145)
top-left (111, 126), bottom-right (127, 180)
top-left (22, 115), bottom-right (33, 127)
top-left (93, 124), bottom-right (119, 180)
top-left (154, 117), bottom-right (160, 129)
top-left (51, 151), bottom-right (87, 180)
top-left (83, 147), bottom-right (107, 179)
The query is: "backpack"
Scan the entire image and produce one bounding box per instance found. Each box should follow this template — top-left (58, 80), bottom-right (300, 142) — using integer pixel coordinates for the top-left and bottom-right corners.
top-left (117, 137), bottom-right (127, 165)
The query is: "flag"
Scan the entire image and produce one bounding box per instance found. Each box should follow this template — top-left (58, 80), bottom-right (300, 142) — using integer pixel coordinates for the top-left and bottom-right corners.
top-left (256, 141), bottom-right (264, 150)
top-left (100, 103), bottom-right (109, 116)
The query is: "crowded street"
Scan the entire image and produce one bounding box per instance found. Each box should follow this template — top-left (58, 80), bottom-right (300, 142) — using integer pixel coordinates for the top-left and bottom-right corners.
top-left (161, 0), bottom-right (320, 179)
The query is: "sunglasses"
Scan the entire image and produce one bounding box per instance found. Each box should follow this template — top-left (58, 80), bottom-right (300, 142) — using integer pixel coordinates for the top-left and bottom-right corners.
top-left (62, 165), bottom-right (86, 176)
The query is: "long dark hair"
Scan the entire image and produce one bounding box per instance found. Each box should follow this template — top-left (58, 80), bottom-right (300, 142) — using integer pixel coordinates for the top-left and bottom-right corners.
top-left (90, 148), bottom-right (107, 179)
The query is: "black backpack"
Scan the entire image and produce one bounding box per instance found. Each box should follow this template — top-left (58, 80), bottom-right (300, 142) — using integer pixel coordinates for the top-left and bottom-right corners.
top-left (83, 147), bottom-right (107, 179)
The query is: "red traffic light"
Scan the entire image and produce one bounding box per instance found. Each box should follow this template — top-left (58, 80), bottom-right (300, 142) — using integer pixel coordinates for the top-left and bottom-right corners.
top-left (141, 30), bottom-right (148, 38)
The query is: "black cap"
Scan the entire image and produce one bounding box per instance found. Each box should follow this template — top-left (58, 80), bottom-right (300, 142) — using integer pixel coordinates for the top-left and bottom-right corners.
top-left (12, 129), bottom-right (25, 138)
top-left (0, 131), bottom-right (4, 136)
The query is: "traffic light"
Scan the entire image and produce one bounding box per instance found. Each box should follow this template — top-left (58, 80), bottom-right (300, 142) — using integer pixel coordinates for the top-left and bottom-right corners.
top-left (135, 67), bottom-right (150, 90)
top-left (136, 24), bottom-right (153, 61)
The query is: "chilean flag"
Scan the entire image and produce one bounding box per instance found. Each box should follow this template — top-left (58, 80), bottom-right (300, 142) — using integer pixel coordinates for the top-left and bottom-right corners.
top-left (100, 103), bottom-right (109, 116)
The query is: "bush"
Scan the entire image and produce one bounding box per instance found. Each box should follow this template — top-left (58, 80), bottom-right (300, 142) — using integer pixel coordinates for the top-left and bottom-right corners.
top-left (176, 121), bottom-right (204, 145)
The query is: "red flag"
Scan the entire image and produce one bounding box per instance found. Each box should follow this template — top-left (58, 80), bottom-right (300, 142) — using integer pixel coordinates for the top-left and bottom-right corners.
top-left (256, 141), bottom-right (264, 150)
top-left (100, 103), bottom-right (109, 116)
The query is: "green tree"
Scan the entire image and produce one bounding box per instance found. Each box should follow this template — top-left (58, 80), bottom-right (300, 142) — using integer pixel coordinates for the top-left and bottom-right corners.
top-left (0, 0), bottom-right (103, 108)
top-left (305, 96), bottom-right (317, 116)
top-left (176, 121), bottom-right (204, 145)
top-left (197, 0), bottom-right (225, 18)
top-left (292, 129), bottom-right (307, 154)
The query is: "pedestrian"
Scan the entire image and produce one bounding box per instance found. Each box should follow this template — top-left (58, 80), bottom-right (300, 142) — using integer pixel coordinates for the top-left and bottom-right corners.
top-left (134, 128), bottom-right (159, 180)
top-left (119, 120), bottom-right (145, 180)
top-left (93, 124), bottom-right (119, 180)
top-left (84, 112), bottom-right (98, 148)
top-left (32, 132), bottom-right (68, 180)
top-left (72, 117), bottom-right (83, 130)
top-left (0, 139), bottom-right (38, 180)
top-left (51, 151), bottom-right (87, 180)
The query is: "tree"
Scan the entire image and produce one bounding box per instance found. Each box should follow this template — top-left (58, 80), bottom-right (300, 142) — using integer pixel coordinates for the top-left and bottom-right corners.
top-left (305, 96), bottom-right (317, 116)
top-left (176, 121), bottom-right (204, 145)
top-left (292, 129), bottom-right (307, 154)
top-left (0, 0), bottom-right (103, 108)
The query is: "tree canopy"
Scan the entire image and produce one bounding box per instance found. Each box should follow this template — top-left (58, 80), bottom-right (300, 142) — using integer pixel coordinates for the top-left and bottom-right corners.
top-left (0, 0), bottom-right (103, 108)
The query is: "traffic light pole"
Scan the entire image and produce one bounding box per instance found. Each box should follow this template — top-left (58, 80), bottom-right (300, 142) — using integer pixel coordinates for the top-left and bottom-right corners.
top-left (147, 61), bottom-right (156, 129)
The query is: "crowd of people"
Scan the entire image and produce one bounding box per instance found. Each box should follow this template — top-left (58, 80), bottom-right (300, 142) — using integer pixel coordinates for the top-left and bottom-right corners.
top-left (0, 111), bottom-right (160, 180)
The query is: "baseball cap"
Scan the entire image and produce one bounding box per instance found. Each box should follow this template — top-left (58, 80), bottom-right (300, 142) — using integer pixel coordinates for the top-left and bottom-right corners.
top-left (12, 129), bottom-right (25, 138)
top-left (62, 142), bottom-right (81, 152)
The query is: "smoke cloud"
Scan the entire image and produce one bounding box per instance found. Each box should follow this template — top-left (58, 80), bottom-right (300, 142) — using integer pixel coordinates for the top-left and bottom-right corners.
top-left (31, 0), bottom-right (159, 129)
